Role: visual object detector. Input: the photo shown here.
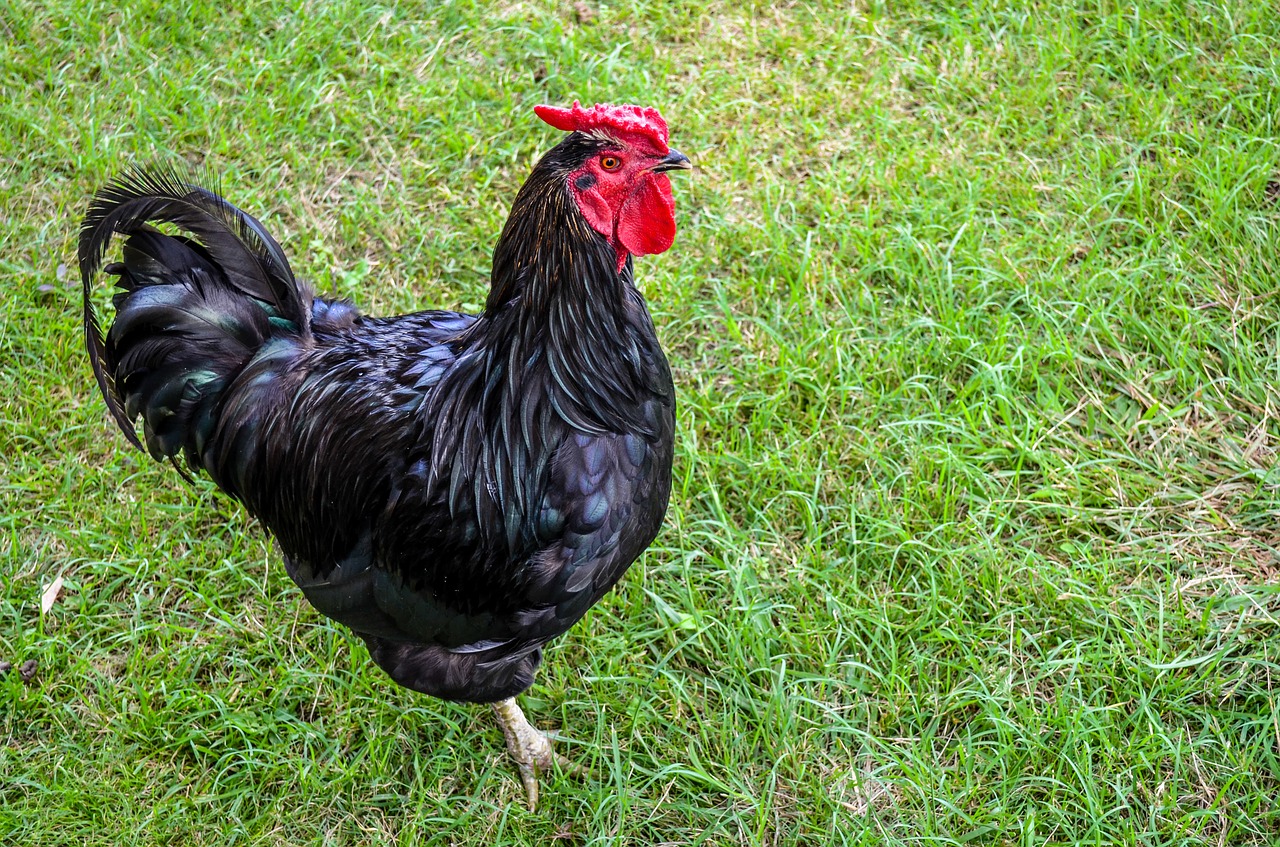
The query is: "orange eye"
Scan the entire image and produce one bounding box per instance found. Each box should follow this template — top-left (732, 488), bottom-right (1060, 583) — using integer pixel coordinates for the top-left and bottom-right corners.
top-left (600, 155), bottom-right (621, 170)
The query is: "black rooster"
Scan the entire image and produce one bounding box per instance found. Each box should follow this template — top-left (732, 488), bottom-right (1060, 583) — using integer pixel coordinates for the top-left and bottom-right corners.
top-left (79, 102), bottom-right (690, 808)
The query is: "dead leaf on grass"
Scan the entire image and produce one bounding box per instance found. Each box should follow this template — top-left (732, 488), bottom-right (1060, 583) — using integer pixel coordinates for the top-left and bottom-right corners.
top-left (40, 575), bottom-right (64, 614)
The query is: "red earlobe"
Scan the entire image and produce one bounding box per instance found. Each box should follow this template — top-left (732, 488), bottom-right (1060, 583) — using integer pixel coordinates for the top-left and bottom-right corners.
top-left (572, 183), bottom-right (613, 240)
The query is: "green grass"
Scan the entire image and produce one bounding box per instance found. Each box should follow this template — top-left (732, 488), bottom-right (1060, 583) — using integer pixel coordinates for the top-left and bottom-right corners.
top-left (3, 0), bottom-right (1280, 843)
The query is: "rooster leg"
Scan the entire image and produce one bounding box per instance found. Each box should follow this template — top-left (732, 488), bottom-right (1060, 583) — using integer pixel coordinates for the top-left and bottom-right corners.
top-left (491, 697), bottom-right (584, 810)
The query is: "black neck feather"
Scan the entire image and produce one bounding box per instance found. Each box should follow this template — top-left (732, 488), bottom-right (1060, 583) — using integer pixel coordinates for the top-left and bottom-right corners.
top-left (423, 136), bottom-right (672, 551)
top-left (465, 136), bottom-right (664, 437)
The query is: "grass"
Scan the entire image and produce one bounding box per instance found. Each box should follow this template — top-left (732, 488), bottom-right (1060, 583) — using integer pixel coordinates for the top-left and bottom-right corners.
top-left (3, 0), bottom-right (1280, 843)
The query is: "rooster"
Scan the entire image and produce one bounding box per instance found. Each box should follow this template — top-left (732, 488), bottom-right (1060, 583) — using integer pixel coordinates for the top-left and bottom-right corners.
top-left (78, 102), bottom-right (690, 808)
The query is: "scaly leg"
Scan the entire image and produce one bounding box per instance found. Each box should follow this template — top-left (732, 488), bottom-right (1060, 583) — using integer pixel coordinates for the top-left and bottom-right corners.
top-left (490, 697), bottom-right (585, 810)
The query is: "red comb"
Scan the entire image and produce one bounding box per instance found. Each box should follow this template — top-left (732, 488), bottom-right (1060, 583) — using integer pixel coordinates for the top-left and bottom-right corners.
top-left (534, 101), bottom-right (669, 153)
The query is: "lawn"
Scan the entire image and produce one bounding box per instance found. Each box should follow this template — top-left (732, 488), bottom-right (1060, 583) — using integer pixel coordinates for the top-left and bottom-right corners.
top-left (3, 0), bottom-right (1280, 843)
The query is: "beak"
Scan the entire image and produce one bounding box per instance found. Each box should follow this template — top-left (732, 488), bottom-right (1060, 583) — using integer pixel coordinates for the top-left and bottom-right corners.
top-left (652, 149), bottom-right (692, 173)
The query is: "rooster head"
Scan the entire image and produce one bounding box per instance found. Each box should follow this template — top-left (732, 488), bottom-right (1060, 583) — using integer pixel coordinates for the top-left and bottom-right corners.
top-left (535, 101), bottom-right (691, 273)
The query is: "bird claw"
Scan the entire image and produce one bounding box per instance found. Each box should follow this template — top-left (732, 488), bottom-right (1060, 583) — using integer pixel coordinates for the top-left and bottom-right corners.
top-left (491, 698), bottom-right (589, 810)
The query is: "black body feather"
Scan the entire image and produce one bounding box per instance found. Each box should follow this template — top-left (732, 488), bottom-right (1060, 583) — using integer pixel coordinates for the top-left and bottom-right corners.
top-left (80, 138), bottom-right (675, 703)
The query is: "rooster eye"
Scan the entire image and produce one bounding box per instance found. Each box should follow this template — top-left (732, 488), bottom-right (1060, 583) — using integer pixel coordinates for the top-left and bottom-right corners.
top-left (600, 155), bottom-right (621, 171)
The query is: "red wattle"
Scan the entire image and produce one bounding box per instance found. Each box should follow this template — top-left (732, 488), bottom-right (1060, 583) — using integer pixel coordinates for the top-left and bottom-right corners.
top-left (616, 173), bottom-right (675, 261)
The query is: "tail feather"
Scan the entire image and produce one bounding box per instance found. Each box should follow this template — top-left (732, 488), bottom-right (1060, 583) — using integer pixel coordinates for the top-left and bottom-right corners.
top-left (80, 167), bottom-right (305, 317)
top-left (79, 166), bottom-right (312, 467)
